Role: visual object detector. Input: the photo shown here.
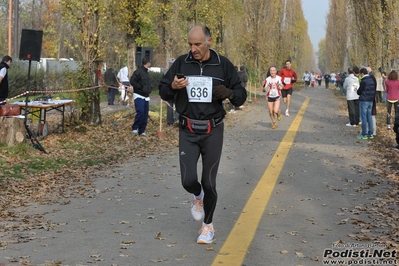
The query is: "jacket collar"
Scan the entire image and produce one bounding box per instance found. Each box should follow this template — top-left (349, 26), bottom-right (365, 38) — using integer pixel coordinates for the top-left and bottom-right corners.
top-left (0, 61), bottom-right (9, 69)
top-left (185, 48), bottom-right (221, 65)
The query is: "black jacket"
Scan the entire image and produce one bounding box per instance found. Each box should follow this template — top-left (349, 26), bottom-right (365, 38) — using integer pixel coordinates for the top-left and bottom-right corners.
top-left (0, 61), bottom-right (10, 99)
top-left (104, 68), bottom-right (119, 87)
top-left (357, 75), bottom-right (375, 102)
top-left (395, 103), bottom-right (399, 126)
top-left (130, 65), bottom-right (152, 97)
top-left (158, 49), bottom-right (247, 120)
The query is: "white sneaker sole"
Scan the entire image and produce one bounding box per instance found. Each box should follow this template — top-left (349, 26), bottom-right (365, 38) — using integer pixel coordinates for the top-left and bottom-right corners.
top-left (197, 238), bottom-right (214, 244)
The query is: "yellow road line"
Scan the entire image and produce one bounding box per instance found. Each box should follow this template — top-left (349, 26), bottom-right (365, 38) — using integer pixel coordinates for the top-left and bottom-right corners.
top-left (212, 97), bottom-right (310, 265)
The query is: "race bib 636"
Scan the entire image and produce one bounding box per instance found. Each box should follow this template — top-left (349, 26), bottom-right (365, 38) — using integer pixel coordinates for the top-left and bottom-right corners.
top-left (186, 76), bottom-right (213, 103)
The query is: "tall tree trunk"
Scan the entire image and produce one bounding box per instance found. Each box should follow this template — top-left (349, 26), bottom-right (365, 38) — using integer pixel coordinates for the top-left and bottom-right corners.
top-left (78, 2), bottom-right (101, 125)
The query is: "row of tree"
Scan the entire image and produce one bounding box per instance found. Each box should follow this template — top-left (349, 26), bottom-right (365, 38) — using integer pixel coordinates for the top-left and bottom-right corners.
top-left (2, 0), bottom-right (397, 123)
top-left (1, 0), bottom-right (316, 77)
top-left (0, 0), bottom-right (315, 124)
top-left (319, 0), bottom-right (399, 74)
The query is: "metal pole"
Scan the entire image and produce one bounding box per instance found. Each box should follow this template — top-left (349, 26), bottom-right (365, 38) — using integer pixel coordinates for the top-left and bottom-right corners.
top-left (8, 0), bottom-right (12, 55)
top-left (13, 0), bottom-right (19, 58)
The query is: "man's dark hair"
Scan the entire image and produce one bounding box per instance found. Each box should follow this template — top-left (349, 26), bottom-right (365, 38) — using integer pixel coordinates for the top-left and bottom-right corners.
top-left (2, 55), bottom-right (12, 62)
top-left (285, 60), bottom-right (291, 64)
top-left (203, 26), bottom-right (211, 38)
top-left (348, 66), bottom-right (359, 74)
top-left (142, 57), bottom-right (150, 66)
top-left (359, 68), bottom-right (368, 75)
top-left (190, 25), bottom-right (212, 38)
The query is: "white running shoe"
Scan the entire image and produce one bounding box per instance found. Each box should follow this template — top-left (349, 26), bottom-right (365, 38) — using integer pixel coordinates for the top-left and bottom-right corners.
top-left (346, 123), bottom-right (353, 127)
top-left (285, 110), bottom-right (289, 117)
top-left (197, 224), bottom-right (215, 244)
top-left (191, 199), bottom-right (204, 221)
top-left (132, 129), bottom-right (138, 135)
top-left (387, 125), bottom-right (391, 130)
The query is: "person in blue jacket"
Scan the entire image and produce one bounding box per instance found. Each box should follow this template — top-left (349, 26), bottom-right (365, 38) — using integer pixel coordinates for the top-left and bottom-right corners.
top-left (357, 68), bottom-right (376, 140)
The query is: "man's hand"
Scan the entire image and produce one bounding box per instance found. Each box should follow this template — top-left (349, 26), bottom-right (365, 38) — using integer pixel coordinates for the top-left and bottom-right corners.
top-left (213, 85), bottom-right (233, 100)
top-left (393, 124), bottom-right (399, 133)
top-left (171, 74), bottom-right (189, 90)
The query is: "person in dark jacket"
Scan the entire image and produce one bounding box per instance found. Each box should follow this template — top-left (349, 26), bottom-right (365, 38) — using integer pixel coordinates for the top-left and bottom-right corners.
top-left (104, 65), bottom-right (120, 105)
top-left (159, 25), bottom-right (246, 244)
top-left (235, 65), bottom-right (248, 111)
top-left (366, 67), bottom-right (377, 136)
top-left (357, 68), bottom-right (376, 140)
top-left (0, 55), bottom-right (12, 105)
top-left (130, 57), bottom-right (152, 136)
top-left (393, 104), bottom-right (399, 150)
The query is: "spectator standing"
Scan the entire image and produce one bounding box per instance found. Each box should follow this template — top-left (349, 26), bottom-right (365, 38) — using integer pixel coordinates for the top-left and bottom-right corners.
top-left (375, 71), bottom-right (384, 103)
top-left (367, 67), bottom-right (377, 136)
top-left (330, 72), bottom-right (337, 85)
top-left (97, 62), bottom-right (104, 86)
top-left (393, 103), bottom-right (399, 150)
top-left (117, 62), bottom-right (131, 104)
top-left (237, 65), bottom-right (248, 111)
top-left (357, 68), bottom-right (375, 140)
top-left (228, 66), bottom-right (239, 113)
top-left (0, 55), bottom-right (12, 105)
top-left (130, 57), bottom-right (152, 136)
top-left (337, 72), bottom-right (347, 96)
top-left (159, 25), bottom-right (246, 244)
top-left (117, 63), bottom-right (130, 88)
top-left (165, 59), bottom-right (178, 126)
top-left (344, 66), bottom-right (360, 127)
top-left (278, 60), bottom-right (297, 117)
top-left (104, 65), bottom-right (119, 105)
top-left (385, 70), bottom-right (399, 130)
top-left (382, 71), bottom-right (387, 103)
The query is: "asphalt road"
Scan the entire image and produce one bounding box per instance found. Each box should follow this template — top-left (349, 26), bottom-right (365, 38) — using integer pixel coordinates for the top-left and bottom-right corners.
top-left (0, 87), bottom-right (392, 266)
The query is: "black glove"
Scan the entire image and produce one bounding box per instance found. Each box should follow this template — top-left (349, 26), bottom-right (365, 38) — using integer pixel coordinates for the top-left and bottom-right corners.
top-left (394, 124), bottom-right (399, 133)
top-left (213, 85), bottom-right (233, 100)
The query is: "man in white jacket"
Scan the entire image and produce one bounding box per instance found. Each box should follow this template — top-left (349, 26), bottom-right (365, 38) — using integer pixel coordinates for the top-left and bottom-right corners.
top-left (344, 66), bottom-right (360, 126)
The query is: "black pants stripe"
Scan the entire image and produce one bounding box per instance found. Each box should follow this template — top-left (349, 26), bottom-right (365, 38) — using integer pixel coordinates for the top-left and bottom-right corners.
top-left (347, 99), bottom-right (360, 125)
top-left (179, 123), bottom-right (224, 224)
top-left (386, 101), bottom-right (398, 125)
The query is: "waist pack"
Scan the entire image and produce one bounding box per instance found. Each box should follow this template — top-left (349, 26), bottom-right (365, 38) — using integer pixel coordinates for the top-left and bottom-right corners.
top-left (179, 116), bottom-right (223, 134)
top-left (0, 104), bottom-right (20, 116)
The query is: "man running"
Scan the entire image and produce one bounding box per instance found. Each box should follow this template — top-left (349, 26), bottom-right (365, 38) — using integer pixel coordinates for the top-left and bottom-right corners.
top-left (159, 25), bottom-right (247, 244)
top-left (278, 60), bottom-right (297, 116)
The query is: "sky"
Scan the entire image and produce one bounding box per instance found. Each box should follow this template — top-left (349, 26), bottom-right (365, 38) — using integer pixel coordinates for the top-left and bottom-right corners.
top-left (301, 0), bottom-right (330, 51)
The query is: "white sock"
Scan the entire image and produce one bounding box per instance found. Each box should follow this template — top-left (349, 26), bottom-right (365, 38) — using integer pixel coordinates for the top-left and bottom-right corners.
top-left (203, 222), bottom-right (213, 229)
top-left (194, 189), bottom-right (204, 200)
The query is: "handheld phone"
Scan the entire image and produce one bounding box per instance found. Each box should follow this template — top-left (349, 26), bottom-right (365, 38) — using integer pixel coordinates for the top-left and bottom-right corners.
top-left (176, 73), bottom-right (185, 79)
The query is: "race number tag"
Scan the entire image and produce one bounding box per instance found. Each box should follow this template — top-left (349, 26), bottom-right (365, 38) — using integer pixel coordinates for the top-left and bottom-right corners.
top-left (186, 76), bottom-right (213, 103)
top-left (269, 83), bottom-right (279, 97)
top-left (284, 77), bottom-right (291, 84)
